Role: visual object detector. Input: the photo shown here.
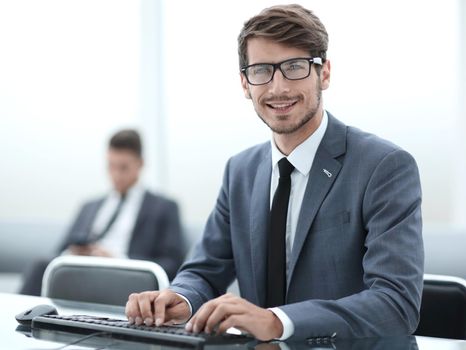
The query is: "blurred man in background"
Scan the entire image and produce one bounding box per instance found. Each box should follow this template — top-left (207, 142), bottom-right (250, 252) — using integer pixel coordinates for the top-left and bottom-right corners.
top-left (20, 129), bottom-right (186, 295)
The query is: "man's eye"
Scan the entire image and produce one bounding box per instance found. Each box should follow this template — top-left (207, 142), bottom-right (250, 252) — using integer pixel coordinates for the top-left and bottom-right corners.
top-left (285, 63), bottom-right (305, 71)
top-left (251, 65), bottom-right (272, 75)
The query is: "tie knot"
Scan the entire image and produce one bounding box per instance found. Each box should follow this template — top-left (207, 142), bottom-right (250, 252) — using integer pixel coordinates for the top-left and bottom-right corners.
top-left (278, 157), bottom-right (295, 178)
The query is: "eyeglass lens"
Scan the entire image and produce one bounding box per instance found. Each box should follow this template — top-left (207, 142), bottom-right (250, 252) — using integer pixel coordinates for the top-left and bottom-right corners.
top-left (245, 58), bottom-right (311, 85)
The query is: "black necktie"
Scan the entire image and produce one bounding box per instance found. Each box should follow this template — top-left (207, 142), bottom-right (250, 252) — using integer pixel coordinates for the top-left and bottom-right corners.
top-left (89, 194), bottom-right (126, 243)
top-left (266, 157), bottom-right (295, 307)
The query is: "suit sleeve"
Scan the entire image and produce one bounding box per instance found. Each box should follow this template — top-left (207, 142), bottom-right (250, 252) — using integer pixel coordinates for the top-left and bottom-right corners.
top-left (280, 149), bottom-right (424, 339)
top-left (55, 203), bottom-right (92, 253)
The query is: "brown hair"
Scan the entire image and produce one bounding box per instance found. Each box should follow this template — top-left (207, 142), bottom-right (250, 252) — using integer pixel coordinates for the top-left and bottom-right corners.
top-left (109, 129), bottom-right (142, 158)
top-left (237, 4), bottom-right (328, 69)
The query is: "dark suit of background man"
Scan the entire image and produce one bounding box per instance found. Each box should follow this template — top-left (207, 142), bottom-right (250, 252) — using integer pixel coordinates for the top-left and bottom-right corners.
top-left (126, 4), bottom-right (423, 342)
top-left (20, 129), bottom-right (186, 296)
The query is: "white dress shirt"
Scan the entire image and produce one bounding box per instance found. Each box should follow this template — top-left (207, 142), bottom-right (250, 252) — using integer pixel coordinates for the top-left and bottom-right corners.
top-left (269, 111), bottom-right (328, 340)
top-left (62, 183), bottom-right (145, 258)
top-left (92, 183), bottom-right (145, 258)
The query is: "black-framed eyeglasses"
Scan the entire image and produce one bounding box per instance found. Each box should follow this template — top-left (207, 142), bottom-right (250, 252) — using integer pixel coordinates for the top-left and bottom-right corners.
top-left (241, 57), bottom-right (323, 86)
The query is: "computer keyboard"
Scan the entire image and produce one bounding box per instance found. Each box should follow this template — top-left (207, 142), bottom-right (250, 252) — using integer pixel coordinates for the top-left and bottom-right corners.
top-left (31, 314), bottom-right (252, 347)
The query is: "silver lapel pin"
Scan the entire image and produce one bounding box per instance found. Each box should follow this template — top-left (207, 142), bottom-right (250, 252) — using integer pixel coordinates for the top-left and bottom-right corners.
top-left (323, 169), bottom-right (332, 178)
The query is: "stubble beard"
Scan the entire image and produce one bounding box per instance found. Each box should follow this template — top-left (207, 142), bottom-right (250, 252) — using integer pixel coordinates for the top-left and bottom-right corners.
top-left (255, 82), bottom-right (322, 135)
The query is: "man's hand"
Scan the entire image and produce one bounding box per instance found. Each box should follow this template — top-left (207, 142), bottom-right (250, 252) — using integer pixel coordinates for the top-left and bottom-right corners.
top-left (86, 244), bottom-right (113, 257)
top-left (186, 293), bottom-right (283, 341)
top-left (68, 244), bottom-right (94, 256)
top-left (68, 244), bottom-right (113, 257)
top-left (125, 289), bottom-right (191, 327)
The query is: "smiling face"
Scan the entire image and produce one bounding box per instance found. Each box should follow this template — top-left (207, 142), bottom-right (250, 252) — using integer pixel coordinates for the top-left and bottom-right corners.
top-left (241, 37), bottom-right (331, 152)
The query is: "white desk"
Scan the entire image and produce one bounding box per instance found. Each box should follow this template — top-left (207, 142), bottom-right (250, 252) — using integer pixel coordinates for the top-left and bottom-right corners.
top-left (3, 292), bottom-right (466, 350)
top-left (2, 292), bottom-right (125, 349)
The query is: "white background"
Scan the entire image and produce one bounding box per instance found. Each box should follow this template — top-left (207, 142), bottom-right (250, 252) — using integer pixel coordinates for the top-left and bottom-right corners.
top-left (0, 0), bottom-right (465, 236)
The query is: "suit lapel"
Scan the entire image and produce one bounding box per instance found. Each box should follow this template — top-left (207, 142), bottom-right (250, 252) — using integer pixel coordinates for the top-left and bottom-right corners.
top-left (249, 148), bottom-right (272, 307)
top-left (85, 200), bottom-right (104, 236)
top-left (287, 114), bottom-right (347, 287)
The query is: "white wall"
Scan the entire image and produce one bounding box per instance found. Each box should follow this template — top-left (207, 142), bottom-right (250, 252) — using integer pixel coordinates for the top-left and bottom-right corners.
top-left (453, 0), bottom-right (466, 226)
top-left (163, 0), bottom-right (464, 229)
top-left (0, 1), bottom-right (146, 224)
top-left (0, 0), bottom-right (464, 237)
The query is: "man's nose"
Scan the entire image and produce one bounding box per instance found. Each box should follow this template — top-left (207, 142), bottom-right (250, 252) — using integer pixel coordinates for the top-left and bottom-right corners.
top-left (268, 69), bottom-right (291, 95)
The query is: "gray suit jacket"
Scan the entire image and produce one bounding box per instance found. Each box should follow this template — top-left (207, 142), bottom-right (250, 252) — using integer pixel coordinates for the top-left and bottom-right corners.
top-left (170, 113), bottom-right (423, 339)
top-left (59, 191), bottom-right (186, 280)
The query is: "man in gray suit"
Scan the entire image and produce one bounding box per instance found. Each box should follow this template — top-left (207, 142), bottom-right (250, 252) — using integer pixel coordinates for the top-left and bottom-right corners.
top-left (20, 129), bottom-right (186, 295)
top-left (125, 5), bottom-right (423, 341)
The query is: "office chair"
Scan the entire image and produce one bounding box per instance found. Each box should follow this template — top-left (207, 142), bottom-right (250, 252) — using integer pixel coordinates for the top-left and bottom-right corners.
top-left (41, 256), bottom-right (169, 306)
top-left (415, 273), bottom-right (466, 339)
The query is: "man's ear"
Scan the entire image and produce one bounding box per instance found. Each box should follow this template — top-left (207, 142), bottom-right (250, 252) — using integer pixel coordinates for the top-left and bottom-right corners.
top-left (320, 59), bottom-right (331, 90)
top-left (240, 72), bottom-right (251, 99)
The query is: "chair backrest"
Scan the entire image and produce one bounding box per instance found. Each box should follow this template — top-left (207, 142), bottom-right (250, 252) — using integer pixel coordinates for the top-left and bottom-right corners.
top-left (415, 273), bottom-right (466, 339)
top-left (41, 256), bottom-right (169, 306)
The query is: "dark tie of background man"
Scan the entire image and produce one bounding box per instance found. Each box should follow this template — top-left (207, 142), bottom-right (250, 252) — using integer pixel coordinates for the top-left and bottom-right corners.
top-left (88, 194), bottom-right (127, 243)
top-left (266, 157), bottom-right (295, 307)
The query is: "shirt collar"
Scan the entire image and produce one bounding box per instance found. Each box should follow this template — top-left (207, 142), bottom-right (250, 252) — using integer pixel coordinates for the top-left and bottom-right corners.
top-left (110, 181), bottom-right (144, 201)
top-left (271, 110), bottom-right (328, 176)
